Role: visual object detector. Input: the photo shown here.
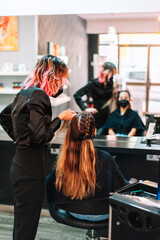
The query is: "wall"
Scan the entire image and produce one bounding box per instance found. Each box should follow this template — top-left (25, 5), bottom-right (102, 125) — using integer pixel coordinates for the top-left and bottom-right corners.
top-left (38, 15), bottom-right (88, 111)
top-left (86, 18), bottom-right (160, 34)
top-left (0, 16), bottom-right (37, 112)
top-left (0, 16), bottom-right (37, 71)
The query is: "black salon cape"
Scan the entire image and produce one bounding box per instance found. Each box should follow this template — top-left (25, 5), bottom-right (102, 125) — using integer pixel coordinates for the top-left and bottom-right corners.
top-left (101, 108), bottom-right (146, 136)
top-left (46, 148), bottom-right (128, 214)
top-left (73, 78), bottom-right (113, 129)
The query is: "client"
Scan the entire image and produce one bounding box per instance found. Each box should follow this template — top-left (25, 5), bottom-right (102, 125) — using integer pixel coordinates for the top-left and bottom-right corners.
top-left (46, 112), bottom-right (128, 223)
top-left (98, 90), bottom-right (146, 136)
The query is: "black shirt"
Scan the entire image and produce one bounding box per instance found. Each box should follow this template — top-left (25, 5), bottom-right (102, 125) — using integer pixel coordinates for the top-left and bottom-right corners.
top-left (0, 87), bottom-right (61, 147)
top-left (73, 78), bottom-right (114, 129)
top-left (101, 108), bottom-right (146, 136)
top-left (46, 148), bottom-right (128, 214)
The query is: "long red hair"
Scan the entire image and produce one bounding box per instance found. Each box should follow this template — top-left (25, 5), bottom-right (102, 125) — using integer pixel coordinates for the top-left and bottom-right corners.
top-left (24, 55), bottom-right (69, 96)
top-left (56, 112), bottom-right (96, 200)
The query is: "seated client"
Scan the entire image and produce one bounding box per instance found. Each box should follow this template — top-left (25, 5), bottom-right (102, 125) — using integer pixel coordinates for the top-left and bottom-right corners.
top-left (98, 90), bottom-right (146, 137)
top-left (46, 112), bottom-right (128, 221)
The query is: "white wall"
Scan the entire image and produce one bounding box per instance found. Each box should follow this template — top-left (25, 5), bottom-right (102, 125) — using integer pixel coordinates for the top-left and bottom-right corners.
top-left (38, 15), bottom-right (88, 112)
top-left (0, 16), bottom-right (37, 112)
top-left (87, 18), bottom-right (160, 34)
top-left (0, 16), bottom-right (37, 71)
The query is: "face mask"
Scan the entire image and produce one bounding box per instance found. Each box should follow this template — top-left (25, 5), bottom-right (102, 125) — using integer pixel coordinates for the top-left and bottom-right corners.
top-left (51, 87), bottom-right (63, 98)
top-left (118, 99), bottom-right (129, 108)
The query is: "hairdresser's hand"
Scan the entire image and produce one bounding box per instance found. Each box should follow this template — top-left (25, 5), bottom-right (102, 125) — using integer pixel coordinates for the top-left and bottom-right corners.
top-left (85, 108), bottom-right (98, 114)
top-left (58, 110), bottom-right (76, 121)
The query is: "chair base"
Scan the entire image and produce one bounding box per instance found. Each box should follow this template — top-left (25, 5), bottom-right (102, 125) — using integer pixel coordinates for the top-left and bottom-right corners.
top-left (85, 236), bottom-right (100, 240)
top-left (85, 229), bottom-right (108, 240)
top-left (84, 236), bottom-right (108, 240)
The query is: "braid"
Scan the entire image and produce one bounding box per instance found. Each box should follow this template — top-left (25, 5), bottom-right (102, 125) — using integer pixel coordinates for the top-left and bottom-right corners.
top-left (56, 111), bottom-right (96, 199)
top-left (77, 112), bottom-right (95, 140)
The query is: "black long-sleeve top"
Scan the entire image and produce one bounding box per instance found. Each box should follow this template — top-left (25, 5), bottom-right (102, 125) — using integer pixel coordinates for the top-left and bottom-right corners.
top-left (74, 78), bottom-right (113, 111)
top-left (73, 78), bottom-right (114, 129)
top-left (101, 108), bottom-right (146, 136)
top-left (0, 87), bottom-right (61, 147)
top-left (46, 148), bottom-right (128, 214)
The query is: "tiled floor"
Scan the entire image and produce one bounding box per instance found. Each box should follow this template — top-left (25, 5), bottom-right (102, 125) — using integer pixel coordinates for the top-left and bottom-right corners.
top-left (0, 209), bottom-right (87, 240)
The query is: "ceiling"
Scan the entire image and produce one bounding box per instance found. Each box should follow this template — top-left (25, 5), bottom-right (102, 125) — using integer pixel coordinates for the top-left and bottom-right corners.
top-left (77, 12), bottom-right (160, 21)
top-left (1, 0), bottom-right (160, 17)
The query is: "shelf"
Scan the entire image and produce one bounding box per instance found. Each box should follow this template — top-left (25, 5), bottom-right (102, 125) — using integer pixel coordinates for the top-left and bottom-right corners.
top-left (0, 88), bottom-right (20, 94)
top-left (0, 87), bottom-right (70, 97)
top-left (0, 71), bottom-right (30, 76)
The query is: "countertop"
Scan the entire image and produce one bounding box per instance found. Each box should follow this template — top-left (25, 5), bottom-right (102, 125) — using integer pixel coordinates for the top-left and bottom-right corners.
top-left (0, 129), bottom-right (160, 154)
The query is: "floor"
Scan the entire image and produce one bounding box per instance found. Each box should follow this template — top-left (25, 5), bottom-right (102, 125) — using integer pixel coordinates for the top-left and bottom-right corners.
top-left (0, 208), bottom-right (87, 240)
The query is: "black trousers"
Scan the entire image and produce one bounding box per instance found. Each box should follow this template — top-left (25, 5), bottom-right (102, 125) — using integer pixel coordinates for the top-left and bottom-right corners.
top-left (10, 146), bottom-right (47, 240)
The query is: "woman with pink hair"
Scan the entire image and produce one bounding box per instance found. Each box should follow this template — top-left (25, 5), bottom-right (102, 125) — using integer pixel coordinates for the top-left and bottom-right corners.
top-left (0, 55), bottom-right (75, 240)
top-left (74, 61), bottom-right (117, 130)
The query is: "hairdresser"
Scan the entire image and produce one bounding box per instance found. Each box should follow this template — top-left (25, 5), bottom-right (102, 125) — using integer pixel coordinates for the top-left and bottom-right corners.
top-left (0, 55), bottom-right (75, 240)
top-left (74, 61), bottom-right (117, 130)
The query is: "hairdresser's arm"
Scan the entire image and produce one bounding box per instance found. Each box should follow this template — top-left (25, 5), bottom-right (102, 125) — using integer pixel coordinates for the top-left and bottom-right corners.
top-left (28, 90), bottom-right (63, 145)
top-left (58, 110), bottom-right (75, 121)
top-left (128, 128), bottom-right (137, 137)
top-left (108, 128), bottom-right (116, 135)
top-left (73, 81), bottom-right (95, 111)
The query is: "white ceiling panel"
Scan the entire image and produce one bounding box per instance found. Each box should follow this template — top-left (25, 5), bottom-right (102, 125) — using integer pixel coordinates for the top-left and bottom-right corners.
top-left (0, 0), bottom-right (160, 16)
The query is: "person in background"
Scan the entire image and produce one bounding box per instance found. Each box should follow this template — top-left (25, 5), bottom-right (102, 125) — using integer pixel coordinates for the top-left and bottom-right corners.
top-left (46, 112), bottom-right (128, 225)
top-left (73, 62), bottom-right (117, 130)
top-left (0, 55), bottom-right (75, 240)
top-left (98, 90), bottom-right (146, 136)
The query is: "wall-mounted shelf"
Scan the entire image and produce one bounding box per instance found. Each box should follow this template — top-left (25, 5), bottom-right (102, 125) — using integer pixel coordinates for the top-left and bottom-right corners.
top-left (0, 71), bottom-right (29, 95)
top-left (0, 71), bottom-right (30, 76)
top-left (0, 88), bottom-right (20, 94)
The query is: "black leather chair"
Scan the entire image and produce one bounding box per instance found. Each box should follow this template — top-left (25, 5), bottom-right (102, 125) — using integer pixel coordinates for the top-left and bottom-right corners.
top-left (46, 185), bottom-right (109, 240)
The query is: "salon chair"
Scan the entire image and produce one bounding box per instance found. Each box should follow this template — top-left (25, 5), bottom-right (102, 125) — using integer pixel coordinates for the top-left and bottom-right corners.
top-left (46, 183), bottom-right (109, 240)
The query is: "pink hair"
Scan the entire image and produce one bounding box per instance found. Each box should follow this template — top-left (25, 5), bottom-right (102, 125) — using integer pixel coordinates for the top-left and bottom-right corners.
top-left (97, 68), bottom-right (109, 83)
top-left (23, 55), bottom-right (69, 96)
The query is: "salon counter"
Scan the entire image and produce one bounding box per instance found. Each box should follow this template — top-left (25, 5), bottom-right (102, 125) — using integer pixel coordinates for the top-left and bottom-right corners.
top-left (0, 130), bottom-right (160, 206)
top-left (51, 134), bottom-right (160, 155)
top-left (1, 129), bottom-right (160, 154)
top-left (50, 134), bottom-right (160, 184)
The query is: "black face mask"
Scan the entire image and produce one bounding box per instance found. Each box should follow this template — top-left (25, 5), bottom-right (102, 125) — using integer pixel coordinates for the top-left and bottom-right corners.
top-left (118, 99), bottom-right (129, 108)
top-left (51, 87), bottom-right (63, 98)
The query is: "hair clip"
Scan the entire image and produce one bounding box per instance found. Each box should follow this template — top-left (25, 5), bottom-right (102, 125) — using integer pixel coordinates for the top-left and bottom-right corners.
top-left (80, 135), bottom-right (96, 140)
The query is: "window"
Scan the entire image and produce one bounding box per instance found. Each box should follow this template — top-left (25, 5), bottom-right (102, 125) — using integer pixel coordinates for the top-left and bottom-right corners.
top-left (98, 33), bottom-right (160, 115)
top-left (119, 34), bottom-right (160, 115)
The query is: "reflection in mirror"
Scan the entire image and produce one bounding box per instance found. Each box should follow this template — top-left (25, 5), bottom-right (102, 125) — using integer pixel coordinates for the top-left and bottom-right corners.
top-left (0, 13), bottom-right (160, 127)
